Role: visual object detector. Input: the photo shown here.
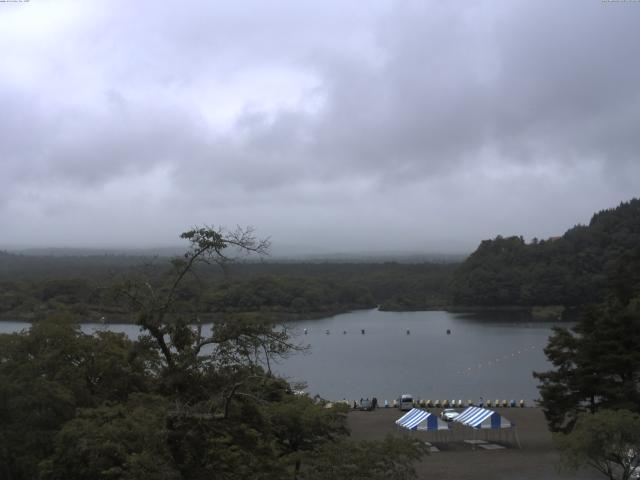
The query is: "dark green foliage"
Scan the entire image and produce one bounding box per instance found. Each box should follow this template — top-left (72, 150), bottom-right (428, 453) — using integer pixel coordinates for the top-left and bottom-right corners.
top-left (203, 276), bottom-right (376, 314)
top-left (555, 409), bottom-right (640, 480)
top-left (0, 258), bottom-right (455, 321)
top-left (0, 314), bottom-right (369, 479)
top-left (0, 315), bottom-right (157, 479)
top-left (266, 395), bottom-right (349, 475)
top-left (41, 395), bottom-right (180, 480)
top-left (0, 227), bottom-right (428, 479)
top-left (165, 410), bottom-right (288, 480)
top-left (534, 299), bottom-right (640, 432)
top-left (452, 199), bottom-right (640, 307)
top-left (0, 313), bottom-right (424, 479)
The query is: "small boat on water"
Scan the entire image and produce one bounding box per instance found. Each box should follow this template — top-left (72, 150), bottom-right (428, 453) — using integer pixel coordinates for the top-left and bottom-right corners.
top-left (446, 329), bottom-right (451, 335)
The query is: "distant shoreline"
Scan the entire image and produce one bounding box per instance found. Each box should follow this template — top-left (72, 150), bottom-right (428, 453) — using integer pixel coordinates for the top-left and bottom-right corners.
top-left (0, 304), bottom-right (578, 324)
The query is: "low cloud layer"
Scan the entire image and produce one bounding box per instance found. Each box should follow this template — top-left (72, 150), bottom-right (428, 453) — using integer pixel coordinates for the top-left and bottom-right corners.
top-left (1, 0), bottom-right (639, 253)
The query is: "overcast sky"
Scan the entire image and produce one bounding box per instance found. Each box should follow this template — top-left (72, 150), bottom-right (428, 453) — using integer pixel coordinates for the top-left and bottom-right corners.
top-left (1, 0), bottom-right (639, 254)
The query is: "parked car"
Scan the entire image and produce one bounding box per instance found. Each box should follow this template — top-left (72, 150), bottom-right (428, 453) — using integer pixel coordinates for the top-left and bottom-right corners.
top-left (397, 394), bottom-right (414, 411)
top-left (440, 408), bottom-right (460, 421)
top-left (359, 399), bottom-right (373, 411)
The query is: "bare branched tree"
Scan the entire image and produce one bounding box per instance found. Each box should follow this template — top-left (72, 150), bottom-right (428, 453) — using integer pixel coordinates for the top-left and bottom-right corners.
top-left (119, 225), bottom-right (272, 371)
top-left (117, 225), bottom-right (308, 418)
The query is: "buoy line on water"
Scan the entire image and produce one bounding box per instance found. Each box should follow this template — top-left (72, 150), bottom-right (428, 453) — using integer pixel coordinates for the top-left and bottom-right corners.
top-left (299, 328), bottom-right (449, 336)
top-left (455, 344), bottom-right (546, 376)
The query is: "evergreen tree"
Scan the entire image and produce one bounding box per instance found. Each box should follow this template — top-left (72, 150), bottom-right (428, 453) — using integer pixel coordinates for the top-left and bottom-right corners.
top-left (534, 298), bottom-right (640, 432)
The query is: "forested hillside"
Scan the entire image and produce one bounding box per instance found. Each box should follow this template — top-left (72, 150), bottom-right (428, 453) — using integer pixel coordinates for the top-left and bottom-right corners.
top-left (4, 199), bottom-right (639, 320)
top-left (451, 199), bottom-right (640, 308)
top-left (0, 253), bottom-right (455, 321)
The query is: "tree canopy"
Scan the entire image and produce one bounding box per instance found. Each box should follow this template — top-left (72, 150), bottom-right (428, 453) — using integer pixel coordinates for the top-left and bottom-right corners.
top-left (555, 409), bottom-right (640, 480)
top-left (534, 298), bottom-right (640, 432)
top-left (0, 226), bottom-right (427, 480)
top-left (451, 198), bottom-right (640, 308)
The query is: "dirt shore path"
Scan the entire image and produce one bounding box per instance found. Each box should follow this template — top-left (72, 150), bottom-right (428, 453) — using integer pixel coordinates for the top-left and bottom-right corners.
top-left (348, 407), bottom-right (601, 480)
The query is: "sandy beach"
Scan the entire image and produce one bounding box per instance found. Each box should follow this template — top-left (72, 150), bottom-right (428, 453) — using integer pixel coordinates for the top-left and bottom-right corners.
top-left (348, 407), bottom-right (601, 480)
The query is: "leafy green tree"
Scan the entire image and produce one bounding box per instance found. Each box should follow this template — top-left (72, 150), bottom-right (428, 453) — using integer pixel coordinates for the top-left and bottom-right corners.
top-left (0, 314), bottom-right (157, 480)
top-left (118, 226), bottom-right (270, 374)
top-left (534, 299), bottom-right (640, 432)
top-left (115, 227), bottom-right (299, 410)
top-left (1, 226), bottom-right (432, 480)
top-left (166, 399), bottom-right (288, 480)
top-left (555, 409), bottom-right (640, 480)
top-left (114, 227), bottom-right (340, 478)
top-left (41, 395), bottom-right (180, 480)
top-left (266, 396), bottom-right (349, 476)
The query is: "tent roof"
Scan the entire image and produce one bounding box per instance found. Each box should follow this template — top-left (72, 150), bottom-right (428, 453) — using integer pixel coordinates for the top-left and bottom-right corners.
top-left (454, 406), bottom-right (513, 429)
top-left (395, 408), bottom-right (450, 431)
top-left (396, 408), bottom-right (430, 429)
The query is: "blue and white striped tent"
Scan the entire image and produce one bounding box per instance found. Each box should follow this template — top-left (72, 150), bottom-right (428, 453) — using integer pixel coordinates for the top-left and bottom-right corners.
top-left (454, 406), bottom-right (513, 429)
top-left (453, 406), bottom-right (521, 448)
top-left (395, 408), bottom-right (450, 431)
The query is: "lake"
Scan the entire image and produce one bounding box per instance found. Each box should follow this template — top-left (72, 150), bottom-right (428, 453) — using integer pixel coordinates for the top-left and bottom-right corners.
top-left (0, 309), bottom-right (563, 404)
top-left (278, 309), bottom-right (562, 404)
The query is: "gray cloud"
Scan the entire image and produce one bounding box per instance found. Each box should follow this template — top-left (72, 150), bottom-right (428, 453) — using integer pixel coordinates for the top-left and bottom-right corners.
top-left (0, 0), bottom-right (639, 252)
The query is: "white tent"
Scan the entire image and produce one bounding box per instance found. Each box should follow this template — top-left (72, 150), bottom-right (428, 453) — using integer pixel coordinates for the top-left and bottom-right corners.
top-left (454, 406), bottom-right (512, 429)
top-left (395, 408), bottom-right (451, 443)
top-left (453, 406), bottom-right (520, 448)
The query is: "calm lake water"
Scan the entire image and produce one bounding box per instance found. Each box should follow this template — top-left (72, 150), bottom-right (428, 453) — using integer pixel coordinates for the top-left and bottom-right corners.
top-left (0, 309), bottom-right (563, 404)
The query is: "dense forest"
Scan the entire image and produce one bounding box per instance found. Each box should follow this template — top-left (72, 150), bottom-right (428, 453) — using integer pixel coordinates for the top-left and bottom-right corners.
top-left (450, 199), bottom-right (640, 310)
top-left (0, 252), bottom-right (455, 321)
top-left (0, 228), bottom-right (427, 479)
top-left (2, 199), bottom-right (640, 321)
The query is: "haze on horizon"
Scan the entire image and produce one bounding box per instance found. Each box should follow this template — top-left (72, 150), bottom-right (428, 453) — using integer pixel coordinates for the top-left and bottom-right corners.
top-left (1, 0), bottom-right (639, 255)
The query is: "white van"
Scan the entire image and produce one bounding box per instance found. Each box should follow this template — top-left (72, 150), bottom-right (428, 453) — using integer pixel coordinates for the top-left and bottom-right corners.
top-left (398, 394), bottom-right (414, 411)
